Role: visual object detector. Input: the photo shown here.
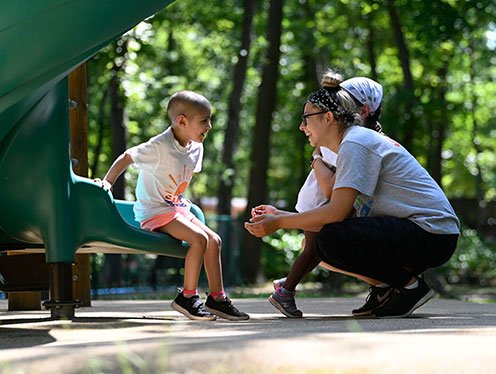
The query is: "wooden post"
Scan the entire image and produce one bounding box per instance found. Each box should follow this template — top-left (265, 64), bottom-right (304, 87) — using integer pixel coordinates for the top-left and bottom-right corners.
top-left (6, 252), bottom-right (43, 311)
top-left (68, 63), bottom-right (92, 307)
top-left (8, 292), bottom-right (41, 311)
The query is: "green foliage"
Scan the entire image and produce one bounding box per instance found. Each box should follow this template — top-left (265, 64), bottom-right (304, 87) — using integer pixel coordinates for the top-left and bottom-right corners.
top-left (261, 230), bottom-right (304, 279)
top-left (87, 0), bottom-right (496, 204)
top-left (260, 229), bottom-right (335, 284)
top-left (84, 0), bottom-right (496, 285)
top-left (440, 228), bottom-right (496, 286)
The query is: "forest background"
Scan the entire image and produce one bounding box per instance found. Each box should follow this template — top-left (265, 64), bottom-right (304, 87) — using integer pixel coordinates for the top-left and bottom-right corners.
top-left (85, 0), bottom-right (496, 295)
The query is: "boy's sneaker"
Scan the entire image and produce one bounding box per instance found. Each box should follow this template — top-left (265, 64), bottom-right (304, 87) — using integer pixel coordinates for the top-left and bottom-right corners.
top-left (205, 295), bottom-right (250, 321)
top-left (171, 292), bottom-right (216, 321)
top-left (269, 288), bottom-right (303, 318)
top-left (352, 285), bottom-right (393, 316)
top-left (373, 278), bottom-right (435, 318)
top-left (272, 277), bottom-right (287, 291)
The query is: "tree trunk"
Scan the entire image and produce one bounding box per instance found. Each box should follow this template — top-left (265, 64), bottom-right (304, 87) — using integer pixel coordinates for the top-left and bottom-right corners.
top-left (386, 0), bottom-right (416, 151)
top-left (217, 0), bottom-right (256, 216)
top-left (90, 88), bottom-right (108, 178)
top-left (241, 0), bottom-right (283, 283)
top-left (102, 39), bottom-right (128, 287)
top-left (294, 1), bottom-right (320, 206)
top-left (430, 62), bottom-right (448, 186)
top-left (467, 40), bottom-right (484, 231)
top-left (109, 59), bottom-right (127, 199)
top-left (365, 9), bottom-right (378, 82)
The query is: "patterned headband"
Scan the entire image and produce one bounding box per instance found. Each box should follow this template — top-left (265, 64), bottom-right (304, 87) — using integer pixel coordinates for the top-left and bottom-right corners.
top-left (307, 87), bottom-right (355, 124)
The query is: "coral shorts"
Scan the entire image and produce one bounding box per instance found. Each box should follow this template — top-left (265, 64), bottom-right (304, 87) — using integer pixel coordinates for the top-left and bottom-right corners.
top-left (140, 206), bottom-right (195, 232)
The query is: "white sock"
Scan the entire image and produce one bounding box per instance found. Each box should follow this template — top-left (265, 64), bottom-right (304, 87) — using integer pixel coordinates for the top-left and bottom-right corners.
top-left (404, 279), bottom-right (419, 289)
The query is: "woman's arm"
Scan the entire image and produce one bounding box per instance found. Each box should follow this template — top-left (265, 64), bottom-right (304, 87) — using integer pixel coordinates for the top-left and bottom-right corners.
top-left (245, 187), bottom-right (357, 237)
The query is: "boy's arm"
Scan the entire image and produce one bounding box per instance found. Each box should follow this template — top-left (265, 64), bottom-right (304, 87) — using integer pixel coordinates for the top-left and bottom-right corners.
top-left (100, 152), bottom-right (134, 189)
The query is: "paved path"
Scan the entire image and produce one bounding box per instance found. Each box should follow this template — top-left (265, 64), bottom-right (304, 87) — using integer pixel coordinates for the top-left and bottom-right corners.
top-left (1, 297), bottom-right (496, 373)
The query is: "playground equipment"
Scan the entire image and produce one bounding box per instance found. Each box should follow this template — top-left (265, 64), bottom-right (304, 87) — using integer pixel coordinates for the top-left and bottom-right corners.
top-left (0, 0), bottom-right (198, 319)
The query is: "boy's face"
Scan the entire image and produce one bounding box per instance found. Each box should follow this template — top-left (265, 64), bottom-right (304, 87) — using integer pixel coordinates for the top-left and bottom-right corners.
top-left (184, 109), bottom-right (212, 143)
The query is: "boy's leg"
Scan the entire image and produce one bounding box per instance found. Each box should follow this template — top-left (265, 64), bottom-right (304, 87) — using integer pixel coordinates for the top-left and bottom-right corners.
top-left (155, 216), bottom-right (217, 321)
top-left (188, 216), bottom-right (223, 293)
top-left (187, 216), bottom-right (249, 320)
top-left (155, 215), bottom-right (208, 292)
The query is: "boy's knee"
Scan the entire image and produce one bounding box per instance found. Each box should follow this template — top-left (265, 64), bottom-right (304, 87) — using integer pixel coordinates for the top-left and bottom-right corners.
top-left (209, 232), bottom-right (222, 251)
top-left (191, 230), bottom-right (209, 249)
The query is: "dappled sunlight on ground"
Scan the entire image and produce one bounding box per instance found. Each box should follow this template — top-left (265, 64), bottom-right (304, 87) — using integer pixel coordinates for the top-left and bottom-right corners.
top-left (1, 298), bottom-right (496, 373)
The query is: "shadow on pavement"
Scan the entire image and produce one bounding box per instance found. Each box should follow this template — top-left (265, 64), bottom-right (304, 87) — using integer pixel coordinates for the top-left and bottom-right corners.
top-left (0, 327), bottom-right (56, 349)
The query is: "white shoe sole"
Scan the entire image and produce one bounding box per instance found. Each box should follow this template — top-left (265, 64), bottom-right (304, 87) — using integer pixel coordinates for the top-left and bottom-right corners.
top-left (352, 290), bottom-right (392, 317)
top-left (171, 301), bottom-right (217, 321)
top-left (204, 306), bottom-right (250, 321)
top-left (375, 289), bottom-right (435, 319)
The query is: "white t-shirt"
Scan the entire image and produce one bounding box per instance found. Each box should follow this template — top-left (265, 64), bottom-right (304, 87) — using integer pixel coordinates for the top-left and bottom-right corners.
top-left (334, 126), bottom-right (460, 235)
top-left (127, 127), bottom-right (203, 222)
top-left (295, 147), bottom-right (337, 212)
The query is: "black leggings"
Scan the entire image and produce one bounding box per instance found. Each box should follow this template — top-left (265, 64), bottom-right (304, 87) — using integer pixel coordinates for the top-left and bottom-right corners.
top-left (315, 217), bottom-right (458, 288)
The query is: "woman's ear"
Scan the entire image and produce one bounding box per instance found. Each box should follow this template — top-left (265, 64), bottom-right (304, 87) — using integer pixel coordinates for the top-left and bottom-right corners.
top-left (326, 111), bottom-right (335, 125)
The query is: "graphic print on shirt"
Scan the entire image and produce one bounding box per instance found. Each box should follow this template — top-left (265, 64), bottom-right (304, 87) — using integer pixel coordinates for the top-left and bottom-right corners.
top-left (385, 136), bottom-right (401, 147)
top-left (163, 164), bottom-right (192, 208)
top-left (353, 195), bottom-right (374, 217)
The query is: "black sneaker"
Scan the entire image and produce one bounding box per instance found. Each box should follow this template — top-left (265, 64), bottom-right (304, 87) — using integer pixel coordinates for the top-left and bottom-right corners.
top-left (269, 289), bottom-right (303, 318)
top-left (373, 278), bottom-right (435, 318)
top-left (352, 285), bottom-right (393, 316)
top-left (171, 292), bottom-right (216, 321)
top-left (205, 295), bottom-right (250, 321)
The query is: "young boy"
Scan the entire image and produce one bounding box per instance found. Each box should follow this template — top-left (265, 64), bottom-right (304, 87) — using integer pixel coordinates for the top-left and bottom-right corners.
top-left (97, 90), bottom-right (249, 321)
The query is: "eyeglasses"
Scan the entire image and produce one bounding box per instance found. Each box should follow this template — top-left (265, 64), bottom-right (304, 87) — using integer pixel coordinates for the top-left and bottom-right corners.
top-left (301, 110), bottom-right (328, 126)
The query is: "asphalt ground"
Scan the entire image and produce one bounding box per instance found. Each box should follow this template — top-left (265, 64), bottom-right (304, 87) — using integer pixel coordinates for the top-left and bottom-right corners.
top-left (1, 296), bottom-right (496, 373)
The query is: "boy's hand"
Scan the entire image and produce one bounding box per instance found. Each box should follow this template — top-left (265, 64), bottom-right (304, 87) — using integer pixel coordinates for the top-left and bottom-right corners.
top-left (251, 204), bottom-right (281, 217)
top-left (94, 178), bottom-right (112, 191)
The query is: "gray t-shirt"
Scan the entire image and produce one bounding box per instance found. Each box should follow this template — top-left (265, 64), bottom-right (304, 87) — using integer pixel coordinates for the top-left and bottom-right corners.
top-left (334, 126), bottom-right (460, 235)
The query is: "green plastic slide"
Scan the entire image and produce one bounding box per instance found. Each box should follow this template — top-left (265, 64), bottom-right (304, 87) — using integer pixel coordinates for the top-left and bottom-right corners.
top-left (0, 0), bottom-right (199, 266)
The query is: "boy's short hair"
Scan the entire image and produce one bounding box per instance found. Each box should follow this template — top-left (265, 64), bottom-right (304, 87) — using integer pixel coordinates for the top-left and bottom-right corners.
top-left (167, 91), bottom-right (211, 123)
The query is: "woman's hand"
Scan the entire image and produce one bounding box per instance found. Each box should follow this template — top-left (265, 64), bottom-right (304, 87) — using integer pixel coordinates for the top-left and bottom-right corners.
top-left (251, 204), bottom-right (282, 217)
top-left (244, 214), bottom-right (279, 237)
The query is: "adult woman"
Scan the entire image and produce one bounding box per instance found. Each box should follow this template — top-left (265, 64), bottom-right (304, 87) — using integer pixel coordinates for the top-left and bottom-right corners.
top-left (245, 81), bottom-right (460, 318)
top-left (262, 73), bottom-right (386, 318)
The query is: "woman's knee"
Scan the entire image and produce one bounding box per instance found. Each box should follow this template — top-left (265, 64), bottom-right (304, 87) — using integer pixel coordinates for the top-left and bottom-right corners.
top-left (315, 227), bottom-right (335, 261)
top-left (316, 225), bottom-right (348, 264)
